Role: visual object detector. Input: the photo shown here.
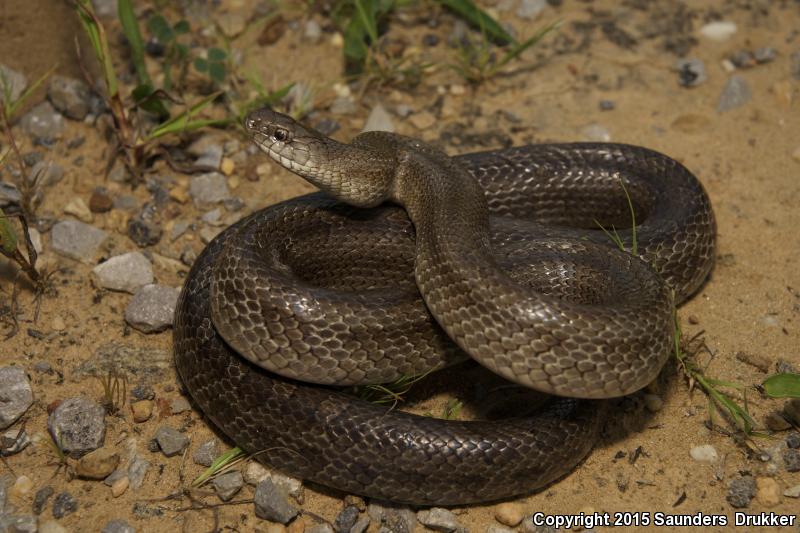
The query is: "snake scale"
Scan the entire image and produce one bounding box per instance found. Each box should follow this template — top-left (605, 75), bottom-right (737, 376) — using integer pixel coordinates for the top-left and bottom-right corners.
top-left (173, 108), bottom-right (715, 505)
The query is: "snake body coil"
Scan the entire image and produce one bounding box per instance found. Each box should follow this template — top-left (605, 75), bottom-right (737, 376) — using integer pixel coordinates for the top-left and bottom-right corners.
top-left (174, 109), bottom-right (715, 505)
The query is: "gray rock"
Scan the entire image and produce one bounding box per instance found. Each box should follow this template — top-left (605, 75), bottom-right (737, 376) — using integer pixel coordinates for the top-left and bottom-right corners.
top-left (47, 396), bottom-right (106, 458)
top-left (787, 432), bottom-right (800, 449)
top-left (785, 484), bottom-right (800, 498)
top-left (754, 47), bottom-right (776, 64)
top-left (676, 58), bottom-right (706, 87)
top-left (330, 96), bottom-right (357, 115)
top-left (127, 454), bottom-right (151, 490)
top-left (73, 343), bottom-right (171, 385)
top-left (598, 100), bottom-right (615, 111)
top-left (102, 520), bottom-right (136, 533)
top-left (0, 514), bottom-right (37, 532)
top-left (190, 172), bottom-right (230, 206)
top-left (516, 0), bottom-right (546, 20)
top-left (48, 75), bottom-right (92, 120)
top-left (154, 426), bottom-right (189, 457)
top-left (581, 124), bottom-right (611, 142)
top-left (727, 476), bottom-right (756, 508)
top-left (0, 367), bottom-right (33, 429)
top-left (91, 0), bottom-right (117, 18)
top-left (114, 195), bottom-right (139, 212)
top-left (212, 470), bottom-right (244, 501)
top-left (0, 182), bottom-right (22, 207)
top-left (52, 491), bottom-right (78, 518)
top-left (368, 501), bottom-right (415, 533)
top-left (195, 144), bottom-right (223, 170)
top-left (254, 479), bottom-right (299, 524)
top-left (307, 524), bottom-right (335, 533)
top-left (192, 439), bottom-right (218, 467)
top-left (362, 104), bottom-right (395, 133)
top-left (91, 252), bottom-right (154, 293)
top-left (33, 486), bottom-right (54, 515)
top-left (334, 505), bottom-right (361, 532)
top-left (170, 397), bottom-right (191, 413)
top-left (103, 468), bottom-right (126, 487)
top-left (127, 216), bottom-right (163, 247)
top-left (1, 427), bottom-right (30, 456)
top-left (20, 101), bottom-right (65, 143)
top-left (416, 508), bottom-right (463, 532)
top-left (0, 473), bottom-right (13, 514)
top-left (30, 161), bottom-right (65, 188)
top-left (784, 449), bottom-right (800, 472)
top-left (730, 50), bottom-right (755, 69)
top-left (351, 516), bottom-right (371, 533)
top-left (50, 219), bottom-right (108, 262)
top-left (689, 444), bottom-right (718, 463)
top-left (40, 520), bottom-right (68, 533)
top-left (304, 19), bottom-right (322, 42)
top-left (124, 284), bottom-right (180, 333)
top-left (717, 75), bottom-right (752, 112)
top-left (0, 64), bottom-right (28, 104)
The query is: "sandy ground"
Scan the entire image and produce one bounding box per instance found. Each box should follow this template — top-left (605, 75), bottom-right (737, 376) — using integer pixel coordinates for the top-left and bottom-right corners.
top-left (0, 0), bottom-right (799, 532)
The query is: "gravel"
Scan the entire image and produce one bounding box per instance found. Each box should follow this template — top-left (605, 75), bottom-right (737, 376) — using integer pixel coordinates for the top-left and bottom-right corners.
top-left (516, 0), bottom-right (547, 20)
top-left (33, 486), bottom-right (54, 515)
top-left (676, 58), bottom-right (706, 87)
top-left (50, 220), bottom-right (108, 262)
top-left (47, 396), bottom-right (106, 458)
top-left (124, 284), bottom-right (180, 333)
top-left (362, 103), bottom-right (395, 133)
top-left (1, 427), bottom-right (30, 456)
top-left (689, 444), bottom-right (718, 463)
top-left (75, 447), bottom-right (120, 479)
top-left (0, 64), bottom-right (27, 103)
top-left (48, 75), bottom-right (92, 120)
top-left (727, 476), bottom-right (756, 508)
top-left (334, 504), bottom-right (361, 532)
top-left (699, 21), bottom-right (737, 41)
top-left (102, 520), bottom-right (136, 533)
top-left (127, 455), bottom-right (151, 490)
top-left (787, 432), bottom-right (800, 449)
top-left (192, 439), bottom-right (218, 467)
top-left (154, 426), bottom-right (189, 457)
top-left (417, 507), bottom-right (465, 532)
top-left (717, 76), bottom-right (752, 112)
top-left (0, 367), bottom-right (33, 430)
top-left (20, 101), bottom-right (65, 143)
top-left (91, 252), bottom-right (154, 293)
top-left (783, 449), bottom-right (800, 472)
top-left (212, 471), bottom-right (244, 501)
top-left (52, 491), bottom-right (78, 518)
top-left (254, 479), bottom-right (299, 524)
top-left (190, 172), bottom-right (230, 206)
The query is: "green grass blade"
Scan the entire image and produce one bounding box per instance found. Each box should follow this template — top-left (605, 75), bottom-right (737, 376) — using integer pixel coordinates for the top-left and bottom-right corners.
top-left (495, 20), bottom-right (560, 70)
top-left (436, 0), bottom-right (513, 45)
top-left (354, 0), bottom-right (379, 44)
top-left (192, 447), bottom-right (245, 487)
top-left (118, 0), bottom-right (150, 86)
top-left (75, 0), bottom-right (119, 98)
top-left (762, 373), bottom-right (800, 398)
top-left (0, 209), bottom-right (19, 254)
top-left (4, 66), bottom-right (56, 119)
top-left (145, 91), bottom-right (221, 140)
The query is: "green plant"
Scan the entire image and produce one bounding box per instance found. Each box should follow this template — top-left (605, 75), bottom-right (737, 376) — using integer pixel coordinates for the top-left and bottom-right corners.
top-left (194, 47), bottom-right (228, 85)
top-left (192, 447), bottom-right (246, 487)
top-left (74, 0), bottom-right (229, 178)
top-left (441, 398), bottom-right (463, 420)
top-left (0, 67), bottom-right (55, 122)
top-left (98, 371), bottom-right (127, 415)
top-left (449, 20), bottom-right (560, 85)
top-left (761, 373), bottom-right (800, 398)
top-left (350, 369), bottom-right (436, 409)
top-left (146, 14), bottom-right (191, 92)
top-left (595, 176), bottom-right (638, 255)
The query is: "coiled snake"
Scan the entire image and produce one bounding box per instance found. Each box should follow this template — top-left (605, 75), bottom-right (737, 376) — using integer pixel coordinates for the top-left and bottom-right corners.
top-left (173, 108), bottom-right (715, 505)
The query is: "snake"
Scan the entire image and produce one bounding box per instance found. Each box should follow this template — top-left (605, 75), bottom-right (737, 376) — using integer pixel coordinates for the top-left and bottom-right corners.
top-left (173, 108), bottom-right (715, 505)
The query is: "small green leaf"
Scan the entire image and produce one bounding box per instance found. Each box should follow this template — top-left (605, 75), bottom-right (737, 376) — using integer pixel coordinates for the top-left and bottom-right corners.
top-left (174, 20), bottom-right (190, 34)
top-left (208, 62), bottom-right (226, 83)
top-left (147, 14), bottom-right (173, 42)
top-left (763, 373), bottom-right (800, 398)
top-left (192, 447), bottom-right (246, 487)
top-left (0, 209), bottom-right (19, 255)
top-left (131, 83), bottom-right (168, 119)
top-left (436, 0), bottom-right (513, 45)
top-left (194, 57), bottom-right (208, 72)
top-left (208, 47), bottom-right (227, 61)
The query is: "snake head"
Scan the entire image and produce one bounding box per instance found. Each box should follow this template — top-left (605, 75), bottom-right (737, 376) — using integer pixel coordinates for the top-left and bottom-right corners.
top-left (244, 107), bottom-right (397, 208)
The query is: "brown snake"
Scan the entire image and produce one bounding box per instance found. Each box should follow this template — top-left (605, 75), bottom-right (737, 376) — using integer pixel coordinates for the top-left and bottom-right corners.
top-left (173, 108), bottom-right (715, 505)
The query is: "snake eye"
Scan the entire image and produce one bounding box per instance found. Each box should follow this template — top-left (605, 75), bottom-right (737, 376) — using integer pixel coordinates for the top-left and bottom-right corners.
top-left (272, 128), bottom-right (290, 143)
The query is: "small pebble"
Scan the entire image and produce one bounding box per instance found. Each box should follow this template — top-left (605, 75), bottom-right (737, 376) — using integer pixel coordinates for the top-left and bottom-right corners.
top-left (676, 58), bottom-right (706, 87)
top-left (0, 64), bottom-right (27, 102)
top-left (127, 455), bottom-right (151, 490)
top-left (783, 449), bottom-right (800, 472)
top-left (643, 394), bottom-right (664, 412)
top-left (784, 484), bottom-right (800, 498)
top-left (48, 75), bottom-right (92, 120)
top-left (220, 157), bottom-right (235, 176)
top-left (47, 396), bottom-right (106, 458)
top-left (334, 504), bottom-right (361, 532)
top-left (304, 19), bottom-right (322, 43)
top-left (409, 111), bottom-right (436, 130)
top-left (727, 476), bottom-right (756, 508)
top-left (495, 502), bottom-right (525, 526)
top-left (735, 351), bottom-right (770, 372)
top-left (170, 397), bottom-right (191, 414)
top-left (102, 519), bottom-right (136, 533)
top-left (213, 471), bottom-right (244, 501)
top-left (765, 411), bottom-right (791, 431)
top-left (33, 486), bottom-right (54, 515)
top-left (39, 520), bottom-right (68, 533)
top-left (20, 101), bottom-right (65, 143)
top-left (756, 476), bottom-right (782, 507)
top-left (76, 447), bottom-right (120, 479)
top-left (785, 398), bottom-right (800, 425)
top-left (254, 479), bottom-right (299, 524)
top-left (787, 432), bottom-right (800, 449)
top-left (89, 189), bottom-right (114, 213)
top-left (154, 426), bottom-right (189, 457)
top-left (417, 507), bottom-right (463, 532)
top-left (50, 220), bottom-right (108, 263)
top-left (306, 524), bottom-right (334, 533)
top-left (52, 491), bottom-right (78, 518)
top-left (192, 439), bottom-right (218, 467)
top-left (689, 444), bottom-right (718, 463)
top-left (92, 252), bottom-right (154, 294)
top-left (0, 367), bottom-right (33, 430)
top-left (111, 476), bottom-right (129, 497)
top-left (754, 47), bottom-right (777, 64)
top-left (127, 215), bottom-right (163, 247)
top-left (516, 0), bottom-right (546, 20)
top-left (699, 21), bottom-right (737, 41)
top-left (598, 100), bottom-right (615, 111)
top-left (717, 75), bottom-right (752, 112)
top-left (130, 400), bottom-right (153, 423)
top-left (10, 475), bottom-right (33, 499)
top-left (124, 284), bottom-right (180, 333)
top-left (362, 103), bottom-right (395, 133)
top-left (581, 124), bottom-right (611, 142)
